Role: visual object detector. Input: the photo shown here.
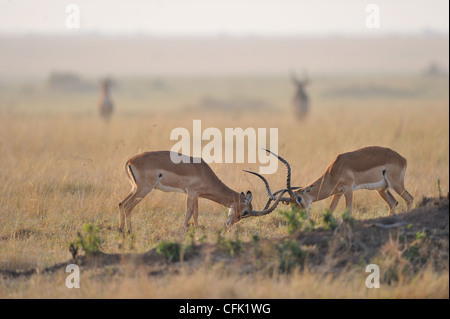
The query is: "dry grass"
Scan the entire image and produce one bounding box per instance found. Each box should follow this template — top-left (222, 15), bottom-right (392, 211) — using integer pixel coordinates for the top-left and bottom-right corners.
top-left (0, 75), bottom-right (448, 298)
top-left (1, 266), bottom-right (448, 299)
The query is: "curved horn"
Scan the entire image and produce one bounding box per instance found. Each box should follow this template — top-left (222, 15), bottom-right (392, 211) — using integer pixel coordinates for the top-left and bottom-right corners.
top-left (273, 187), bottom-right (301, 196)
top-left (244, 170), bottom-right (275, 199)
top-left (264, 149), bottom-right (295, 198)
top-left (247, 189), bottom-right (288, 217)
top-left (244, 170), bottom-right (291, 207)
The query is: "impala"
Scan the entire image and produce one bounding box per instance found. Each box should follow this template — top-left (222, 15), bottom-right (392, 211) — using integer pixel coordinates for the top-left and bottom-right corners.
top-left (98, 77), bottom-right (114, 121)
top-left (291, 71), bottom-right (310, 119)
top-left (118, 151), bottom-right (288, 233)
top-left (254, 147), bottom-right (414, 218)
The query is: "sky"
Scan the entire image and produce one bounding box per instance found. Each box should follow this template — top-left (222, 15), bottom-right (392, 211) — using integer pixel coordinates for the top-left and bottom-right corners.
top-left (0, 0), bottom-right (448, 36)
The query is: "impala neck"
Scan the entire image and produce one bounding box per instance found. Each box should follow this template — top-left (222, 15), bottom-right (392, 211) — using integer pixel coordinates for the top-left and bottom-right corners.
top-left (202, 180), bottom-right (242, 208)
top-left (308, 172), bottom-right (338, 202)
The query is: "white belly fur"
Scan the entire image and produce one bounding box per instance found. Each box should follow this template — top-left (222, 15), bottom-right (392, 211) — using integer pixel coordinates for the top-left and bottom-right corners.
top-left (155, 182), bottom-right (185, 193)
top-left (353, 179), bottom-right (386, 191)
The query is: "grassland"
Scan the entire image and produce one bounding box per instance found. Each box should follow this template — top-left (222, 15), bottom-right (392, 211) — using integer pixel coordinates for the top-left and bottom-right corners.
top-left (0, 75), bottom-right (448, 298)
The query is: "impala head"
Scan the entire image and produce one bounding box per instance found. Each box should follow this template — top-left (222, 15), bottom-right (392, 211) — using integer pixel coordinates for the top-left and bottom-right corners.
top-left (226, 156), bottom-right (298, 228)
top-left (291, 70), bottom-right (310, 90)
top-left (226, 191), bottom-right (253, 227)
top-left (225, 185), bottom-right (291, 228)
top-left (291, 185), bottom-right (314, 210)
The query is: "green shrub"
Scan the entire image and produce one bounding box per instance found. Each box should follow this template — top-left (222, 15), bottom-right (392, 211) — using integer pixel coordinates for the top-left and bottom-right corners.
top-left (69, 223), bottom-right (101, 256)
top-left (216, 230), bottom-right (241, 257)
top-left (341, 211), bottom-right (355, 228)
top-left (322, 209), bottom-right (337, 231)
top-left (276, 239), bottom-right (306, 274)
top-left (403, 231), bottom-right (427, 264)
top-left (156, 241), bottom-right (181, 262)
top-left (281, 206), bottom-right (306, 235)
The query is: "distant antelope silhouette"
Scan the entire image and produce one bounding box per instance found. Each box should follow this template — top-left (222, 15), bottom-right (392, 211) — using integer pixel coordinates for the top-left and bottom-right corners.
top-left (291, 71), bottom-right (310, 119)
top-left (98, 78), bottom-right (114, 122)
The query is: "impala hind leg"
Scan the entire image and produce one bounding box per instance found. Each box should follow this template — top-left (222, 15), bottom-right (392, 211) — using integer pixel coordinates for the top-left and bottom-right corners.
top-left (384, 169), bottom-right (414, 211)
top-left (377, 188), bottom-right (398, 215)
top-left (392, 185), bottom-right (414, 211)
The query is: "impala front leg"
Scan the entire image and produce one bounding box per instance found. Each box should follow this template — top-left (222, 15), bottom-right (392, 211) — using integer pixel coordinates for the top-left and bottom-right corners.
top-left (124, 189), bottom-right (148, 233)
top-left (344, 190), bottom-right (353, 216)
top-left (119, 190), bottom-right (135, 233)
top-left (184, 195), bottom-right (198, 228)
top-left (329, 194), bottom-right (342, 213)
top-left (193, 198), bottom-right (199, 227)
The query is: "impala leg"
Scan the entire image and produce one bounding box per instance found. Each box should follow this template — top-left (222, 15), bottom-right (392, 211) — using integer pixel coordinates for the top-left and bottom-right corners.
top-left (329, 194), bottom-right (342, 213)
top-left (377, 188), bottom-right (398, 215)
top-left (193, 199), bottom-right (199, 227)
top-left (344, 191), bottom-right (353, 216)
top-left (184, 195), bottom-right (198, 228)
top-left (392, 185), bottom-right (414, 211)
top-left (384, 169), bottom-right (414, 211)
top-left (119, 189), bottom-right (135, 232)
top-left (403, 190), bottom-right (414, 211)
top-left (123, 188), bottom-right (150, 234)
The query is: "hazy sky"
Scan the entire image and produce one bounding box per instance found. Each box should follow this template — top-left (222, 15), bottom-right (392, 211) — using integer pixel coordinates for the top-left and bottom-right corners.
top-left (0, 0), bottom-right (448, 36)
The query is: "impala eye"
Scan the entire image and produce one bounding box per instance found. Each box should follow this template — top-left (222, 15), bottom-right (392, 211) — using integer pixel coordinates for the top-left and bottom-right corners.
top-left (242, 210), bottom-right (249, 217)
top-left (296, 197), bottom-right (302, 204)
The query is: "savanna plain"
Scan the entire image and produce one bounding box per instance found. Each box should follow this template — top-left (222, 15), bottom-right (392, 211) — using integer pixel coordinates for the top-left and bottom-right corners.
top-left (0, 75), bottom-right (448, 298)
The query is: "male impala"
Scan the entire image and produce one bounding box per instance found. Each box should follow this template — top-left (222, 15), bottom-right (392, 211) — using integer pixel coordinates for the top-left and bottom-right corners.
top-left (118, 151), bottom-right (287, 233)
top-left (261, 146), bottom-right (414, 217)
top-left (98, 78), bottom-right (114, 121)
top-left (291, 71), bottom-right (310, 119)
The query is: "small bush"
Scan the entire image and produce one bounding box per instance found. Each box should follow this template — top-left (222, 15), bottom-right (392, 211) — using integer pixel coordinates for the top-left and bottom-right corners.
top-left (216, 229), bottom-right (241, 257)
top-left (156, 241), bottom-right (181, 262)
top-left (341, 211), bottom-right (355, 228)
top-left (251, 233), bottom-right (260, 244)
top-left (69, 223), bottom-right (101, 257)
top-left (403, 231), bottom-right (427, 264)
top-left (281, 206), bottom-right (306, 235)
top-left (322, 209), bottom-right (337, 231)
top-left (69, 242), bottom-right (78, 259)
top-left (276, 239), bottom-right (307, 274)
top-left (251, 232), bottom-right (263, 260)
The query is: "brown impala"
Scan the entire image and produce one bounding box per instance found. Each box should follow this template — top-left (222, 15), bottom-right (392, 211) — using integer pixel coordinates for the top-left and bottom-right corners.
top-left (250, 146), bottom-right (414, 218)
top-left (291, 71), bottom-right (310, 119)
top-left (98, 78), bottom-right (114, 121)
top-left (118, 151), bottom-right (289, 233)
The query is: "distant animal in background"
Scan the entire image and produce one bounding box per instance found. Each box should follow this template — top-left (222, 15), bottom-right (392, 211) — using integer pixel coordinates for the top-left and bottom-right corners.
top-left (291, 71), bottom-right (310, 119)
top-left (422, 62), bottom-right (448, 78)
top-left (98, 78), bottom-right (114, 121)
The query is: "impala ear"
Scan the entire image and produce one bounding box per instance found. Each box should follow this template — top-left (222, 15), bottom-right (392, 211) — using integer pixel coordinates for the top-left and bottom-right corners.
top-left (244, 191), bottom-right (253, 205)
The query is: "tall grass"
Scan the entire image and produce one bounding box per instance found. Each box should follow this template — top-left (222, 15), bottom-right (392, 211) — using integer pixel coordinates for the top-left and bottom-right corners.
top-left (0, 76), bottom-right (448, 297)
